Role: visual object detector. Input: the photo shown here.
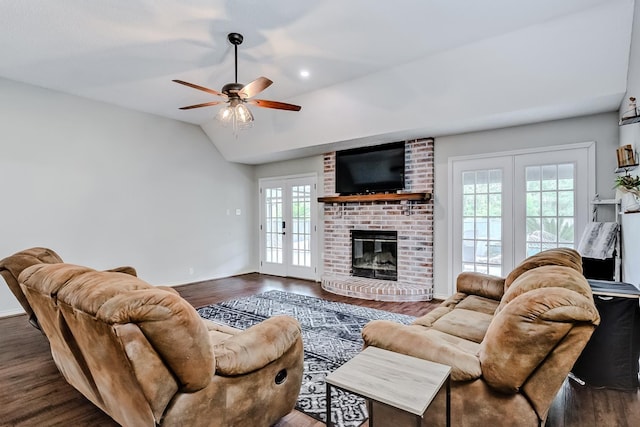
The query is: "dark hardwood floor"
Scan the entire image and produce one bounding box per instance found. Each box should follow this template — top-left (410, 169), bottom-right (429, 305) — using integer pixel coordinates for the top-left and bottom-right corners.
top-left (1, 273), bottom-right (638, 426)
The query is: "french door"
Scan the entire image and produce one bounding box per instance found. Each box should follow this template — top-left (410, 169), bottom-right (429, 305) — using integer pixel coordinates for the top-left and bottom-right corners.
top-left (451, 143), bottom-right (595, 290)
top-left (259, 175), bottom-right (318, 281)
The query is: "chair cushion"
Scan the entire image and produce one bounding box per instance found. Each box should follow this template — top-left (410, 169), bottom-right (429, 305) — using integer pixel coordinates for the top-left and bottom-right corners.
top-left (362, 321), bottom-right (482, 381)
top-left (430, 308), bottom-right (494, 343)
top-left (456, 295), bottom-right (501, 316)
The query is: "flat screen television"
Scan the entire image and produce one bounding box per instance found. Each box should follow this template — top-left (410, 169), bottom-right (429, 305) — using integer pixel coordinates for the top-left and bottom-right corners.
top-left (335, 142), bottom-right (405, 195)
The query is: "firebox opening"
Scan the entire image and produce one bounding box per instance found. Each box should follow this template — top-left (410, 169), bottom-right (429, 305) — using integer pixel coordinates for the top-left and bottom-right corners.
top-left (351, 230), bottom-right (397, 281)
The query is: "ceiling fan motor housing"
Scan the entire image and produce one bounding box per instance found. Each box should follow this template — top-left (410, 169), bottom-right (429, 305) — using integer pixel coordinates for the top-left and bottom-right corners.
top-left (222, 82), bottom-right (244, 97)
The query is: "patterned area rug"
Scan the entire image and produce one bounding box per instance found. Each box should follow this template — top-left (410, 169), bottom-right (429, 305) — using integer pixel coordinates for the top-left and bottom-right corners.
top-left (197, 290), bottom-right (415, 427)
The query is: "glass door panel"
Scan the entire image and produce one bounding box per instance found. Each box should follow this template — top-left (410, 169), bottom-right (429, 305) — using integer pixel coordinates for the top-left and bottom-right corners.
top-left (260, 176), bottom-right (317, 280)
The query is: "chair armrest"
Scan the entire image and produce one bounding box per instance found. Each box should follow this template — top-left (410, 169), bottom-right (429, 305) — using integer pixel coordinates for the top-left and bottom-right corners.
top-left (214, 315), bottom-right (302, 376)
top-left (156, 285), bottom-right (179, 296)
top-left (105, 266), bottom-right (137, 276)
top-left (362, 320), bottom-right (482, 381)
top-left (456, 272), bottom-right (505, 301)
top-left (203, 319), bottom-right (241, 336)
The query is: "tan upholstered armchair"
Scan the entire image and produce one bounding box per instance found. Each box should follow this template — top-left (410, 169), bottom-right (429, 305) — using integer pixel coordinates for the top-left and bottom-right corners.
top-left (0, 247), bottom-right (136, 329)
top-left (0, 247), bottom-right (63, 329)
top-left (362, 248), bottom-right (600, 426)
top-left (18, 262), bottom-right (303, 426)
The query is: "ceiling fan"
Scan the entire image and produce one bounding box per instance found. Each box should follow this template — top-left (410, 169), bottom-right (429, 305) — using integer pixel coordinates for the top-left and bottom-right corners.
top-left (173, 32), bottom-right (301, 129)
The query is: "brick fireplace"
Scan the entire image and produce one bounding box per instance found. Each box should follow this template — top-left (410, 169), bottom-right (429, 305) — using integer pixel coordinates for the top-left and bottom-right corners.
top-left (321, 138), bottom-right (434, 301)
top-left (351, 230), bottom-right (398, 281)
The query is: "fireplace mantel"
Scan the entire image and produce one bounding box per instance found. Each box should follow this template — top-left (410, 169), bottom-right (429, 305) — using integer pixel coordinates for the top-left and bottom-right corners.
top-left (318, 192), bottom-right (431, 204)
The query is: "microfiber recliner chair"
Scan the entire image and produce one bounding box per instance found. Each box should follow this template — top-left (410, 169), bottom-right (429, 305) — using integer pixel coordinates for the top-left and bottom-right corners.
top-left (0, 247), bottom-right (136, 329)
top-left (362, 248), bottom-right (601, 426)
top-left (2, 248), bottom-right (304, 426)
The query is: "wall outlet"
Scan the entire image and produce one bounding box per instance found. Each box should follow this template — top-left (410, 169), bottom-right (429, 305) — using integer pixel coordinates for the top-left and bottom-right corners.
top-left (189, 267), bottom-right (194, 275)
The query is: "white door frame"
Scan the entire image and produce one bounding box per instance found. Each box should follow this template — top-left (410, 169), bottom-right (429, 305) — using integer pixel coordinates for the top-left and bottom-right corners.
top-left (258, 173), bottom-right (318, 281)
top-left (448, 142), bottom-right (596, 295)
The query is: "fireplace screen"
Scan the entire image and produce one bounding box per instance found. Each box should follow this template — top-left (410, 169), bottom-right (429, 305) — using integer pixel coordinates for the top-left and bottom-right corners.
top-left (351, 230), bottom-right (397, 281)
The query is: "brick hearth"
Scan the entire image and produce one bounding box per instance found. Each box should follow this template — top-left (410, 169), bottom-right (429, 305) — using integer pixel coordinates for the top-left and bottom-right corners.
top-left (321, 138), bottom-right (434, 301)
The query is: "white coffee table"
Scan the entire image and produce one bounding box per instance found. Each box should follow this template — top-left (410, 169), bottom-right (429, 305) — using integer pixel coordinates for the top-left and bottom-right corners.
top-left (325, 346), bottom-right (451, 426)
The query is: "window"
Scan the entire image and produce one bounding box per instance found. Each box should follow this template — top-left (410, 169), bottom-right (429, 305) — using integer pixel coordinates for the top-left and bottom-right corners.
top-left (451, 143), bottom-right (595, 291)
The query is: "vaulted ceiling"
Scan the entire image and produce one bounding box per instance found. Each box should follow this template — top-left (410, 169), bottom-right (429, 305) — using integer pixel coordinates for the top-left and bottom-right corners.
top-left (0, 0), bottom-right (635, 164)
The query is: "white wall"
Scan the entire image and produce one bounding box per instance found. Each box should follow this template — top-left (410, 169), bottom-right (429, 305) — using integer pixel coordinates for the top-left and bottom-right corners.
top-left (433, 112), bottom-right (620, 298)
top-left (619, 0), bottom-right (640, 285)
top-left (0, 78), bottom-right (256, 317)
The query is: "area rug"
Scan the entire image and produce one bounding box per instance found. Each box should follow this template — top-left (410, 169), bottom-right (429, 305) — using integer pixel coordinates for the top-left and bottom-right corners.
top-left (197, 290), bottom-right (415, 427)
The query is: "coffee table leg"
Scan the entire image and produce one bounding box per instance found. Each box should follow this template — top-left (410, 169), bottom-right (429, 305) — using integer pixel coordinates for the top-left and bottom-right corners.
top-left (326, 383), bottom-right (332, 426)
top-left (446, 377), bottom-right (451, 427)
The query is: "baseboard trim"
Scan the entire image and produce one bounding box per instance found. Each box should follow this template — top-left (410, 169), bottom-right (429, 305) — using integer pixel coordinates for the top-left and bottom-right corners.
top-left (0, 308), bottom-right (26, 319)
top-left (433, 292), bottom-right (450, 301)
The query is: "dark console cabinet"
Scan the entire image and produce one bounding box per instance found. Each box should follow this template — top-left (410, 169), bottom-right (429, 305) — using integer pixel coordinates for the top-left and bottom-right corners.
top-left (572, 280), bottom-right (640, 390)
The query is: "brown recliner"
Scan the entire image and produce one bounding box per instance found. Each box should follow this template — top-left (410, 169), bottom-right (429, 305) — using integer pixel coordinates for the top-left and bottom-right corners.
top-left (18, 263), bottom-right (304, 427)
top-left (0, 247), bottom-right (63, 329)
top-left (362, 248), bottom-right (600, 426)
top-left (0, 247), bottom-right (137, 329)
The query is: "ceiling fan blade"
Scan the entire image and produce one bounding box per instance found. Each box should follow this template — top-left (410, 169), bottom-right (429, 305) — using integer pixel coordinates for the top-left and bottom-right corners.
top-left (178, 100), bottom-right (225, 110)
top-left (172, 79), bottom-right (226, 98)
top-left (239, 77), bottom-right (273, 99)
top-left (248, 99), bottom-right (302, 111)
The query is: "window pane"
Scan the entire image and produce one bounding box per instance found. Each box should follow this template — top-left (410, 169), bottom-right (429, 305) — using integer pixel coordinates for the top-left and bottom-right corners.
top-left (475, 218), bottom-right (488, 239)
top-left (460, 167), bottom-right (504, 276)
top-left (541, 192), bottom-right (558, 216)
top-left (558, 163), bottom-right (574, 190)
top-left (475, 171), bottom-right (488, 193)
top-left (463, 194), bottom-right (475, 216)
top-left (489, 170), bottom-right (502, 193)
top-left (463, 218), bottom-right (475, 239)
top-left (542, 218), bottom-right (557, 242)
top-left (524, 161), bottom-right (577, 256)
top-left (488, 194), bottom-right (501, 217)
top-left (526, 218), bottom-right (541, 238)
top-left (463, 172), bottom-right (476, 194)
top-left (476, 194), bottom-right (488, 216)
top-left (559, 218), bottom-right (574, 243)
top-left (526, 167), bottom-right (541, 191)
top-left (526, 192), bottom-right (540, 216)
top-left (462, 240), bottom-right (475, 263)
top-left (558, 191), bottom-right (574, 216)
top-left (489, 218), bottom-right (502, 240)
top-left (541, 165), bottom-right (557, 190)
top-left (264, 186), bottom-right (284, 265)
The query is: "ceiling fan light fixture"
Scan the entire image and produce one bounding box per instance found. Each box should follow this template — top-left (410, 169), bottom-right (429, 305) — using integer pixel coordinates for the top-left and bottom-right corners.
top-left (173, 31), bottom-right (301, 128)
top-left (216, 99), bottom-right (254, 131)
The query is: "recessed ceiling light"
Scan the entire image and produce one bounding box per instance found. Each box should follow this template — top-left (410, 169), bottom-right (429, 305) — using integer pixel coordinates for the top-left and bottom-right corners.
top-left (300, 69), bottom-right (310, 78)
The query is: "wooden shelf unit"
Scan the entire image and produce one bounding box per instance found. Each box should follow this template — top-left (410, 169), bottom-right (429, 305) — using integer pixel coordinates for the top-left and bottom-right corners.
top-left (619, 115), bottom-right (640, 126)
top-left (318, 192), bottom-right (431, 203)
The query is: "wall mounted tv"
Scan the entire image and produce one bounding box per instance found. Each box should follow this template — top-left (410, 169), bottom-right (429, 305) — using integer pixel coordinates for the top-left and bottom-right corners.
top-left (335, 142), bottom-right (405, 195)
